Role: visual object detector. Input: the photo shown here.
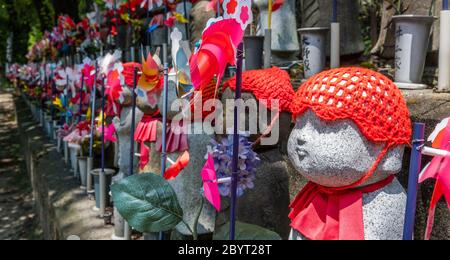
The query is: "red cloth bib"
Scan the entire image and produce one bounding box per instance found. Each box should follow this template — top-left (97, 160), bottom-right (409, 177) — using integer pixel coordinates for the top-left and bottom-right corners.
top-left (289, 175), bottom-right (395, 240)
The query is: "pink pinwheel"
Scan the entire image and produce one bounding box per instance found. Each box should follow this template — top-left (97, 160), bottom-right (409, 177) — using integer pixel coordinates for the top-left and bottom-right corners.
top-left (105, 63), bottom-right (125, 115)
top-left (82, 64), bottom-right (95, 91)
top-left (189, 17), bottom-right (244, 90)
top-left (201, 153), bottom-right (221, 211)
top-left (97, 123), bottom-right (117, 142)
top-left (419, 117), bottom-right (450, 240)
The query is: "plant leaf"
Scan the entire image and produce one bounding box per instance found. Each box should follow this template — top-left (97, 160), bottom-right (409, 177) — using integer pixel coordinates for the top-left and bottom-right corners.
top-left (213, 221), bottom-right (282, 241)
top-left (111, 173), bottom-right (183, 233)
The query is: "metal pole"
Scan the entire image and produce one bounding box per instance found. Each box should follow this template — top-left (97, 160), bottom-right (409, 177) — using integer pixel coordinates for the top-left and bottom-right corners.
top-left (100, 77), bottom-right (106, 216)
top-left (183, 0), bottom-right (190, 40)
top-left (159, 43), bottom-right (169, 241)
top-left (330, 0), bottom-right (340, 68)
top-left (229, 42), bottom-right (244, 241)
top-left (79, 72), bottom-right (85, 123)
top-left (332, 0), bottom-right (338, 23)
top-left (444, 0), bottom-right (449, 10)
top-left (403, 123), bottom-right (425, 240)
top-left (125, 67), bottom-right (139, 241)
top-left (89, 64), bottom-right (98, 158)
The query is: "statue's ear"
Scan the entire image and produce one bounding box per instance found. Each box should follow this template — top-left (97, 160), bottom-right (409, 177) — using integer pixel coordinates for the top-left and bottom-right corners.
top-left (380, 145), bottom-right (405, 174)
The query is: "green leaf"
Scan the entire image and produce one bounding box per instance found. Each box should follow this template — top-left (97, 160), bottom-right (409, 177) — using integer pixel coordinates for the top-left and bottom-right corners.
top-left (213, 221), bottom-right (282, 241)
top-left (111, 173), bottom-right (184, 233)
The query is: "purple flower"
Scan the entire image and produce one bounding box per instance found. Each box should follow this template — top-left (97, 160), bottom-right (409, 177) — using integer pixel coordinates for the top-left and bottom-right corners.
top-left (209, 135), bottom-right (260, 198)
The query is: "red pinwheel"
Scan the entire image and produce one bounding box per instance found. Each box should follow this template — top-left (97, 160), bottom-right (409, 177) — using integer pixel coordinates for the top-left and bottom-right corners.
top-left (82, 64), bottom-right (95, 91)
top-left (164, 151), bottom-right (190, 180)
top-left (272, 0), bottom-right (285, 12)
top-left (419, 118), bottom-right (450, 240)
top-left (189, 18), bottom-right (244, 90)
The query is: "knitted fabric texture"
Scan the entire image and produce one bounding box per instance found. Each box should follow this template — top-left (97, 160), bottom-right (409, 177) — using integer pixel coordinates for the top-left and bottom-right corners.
top-left (291, 67), bottom-right (411, 145)
top-left (191, 79), bottom-right (217, 119)
top-left (123, 62), bottom-right (142, 87)
top-left (291, 67), bottom-right (412, 190)
top-left (223, 67), bottom-right (295, 112)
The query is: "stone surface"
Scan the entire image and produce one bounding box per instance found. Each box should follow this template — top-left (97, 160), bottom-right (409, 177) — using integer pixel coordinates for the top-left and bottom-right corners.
top-left (112, 105), bottom-right (144, 176)
top-left (189, 1), bottom-right (215, 47)
top-left (372, 0), bottom-right (438, 59)
top-left (288, 110), bottom-right (405, 188)
top-left (219, 89), bottom-right (293, 238)
top-left (254, 0), bottom-right (300, 61)
top-left (287, 109), bottom-right (407, 240)
top-left (299, 0), bottom-right (364, 56)
top-left (169, 122), bottom-right (217, 236)
top-left (236, 148), bottom-right (292, 239)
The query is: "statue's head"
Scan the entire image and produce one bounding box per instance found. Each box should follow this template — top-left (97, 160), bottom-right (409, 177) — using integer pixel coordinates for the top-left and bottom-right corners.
top-left (222, 67), bottom-right (295, 148)
top-left (287, 68), bottom-right (412, 188)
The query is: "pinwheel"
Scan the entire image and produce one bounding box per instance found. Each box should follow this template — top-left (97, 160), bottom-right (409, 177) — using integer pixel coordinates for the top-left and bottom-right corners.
top-left (82, 63), bottom-right (96, 91)
top-left (189, 17), bottom-right (244, 90)
top-left (201, 153), bottom-right (221, 211)
top-left (171, 28), bottom-right (193, 97)
top-left (189, 0), bottom-right (252, 91)
top-left (137, 52), bottom-right (162, 95)
top-left (97, 123), bottom-right (117, 143)
top-left (419, 117), bottom-right (450, 240)
top-left (164, 151), bottom-right (190, 180)
top-left (105, 62), bottom-right (125, 115)
top-left (99, 50), bottom-right (122, 76)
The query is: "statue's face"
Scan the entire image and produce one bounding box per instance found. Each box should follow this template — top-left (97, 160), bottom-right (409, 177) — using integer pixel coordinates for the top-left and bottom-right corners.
top-left (136, 89), bottom-right (161, 115)
top-left (120, 87), bottom-right (132, 106)
top-left (287, 109), bottom-right (404, 188)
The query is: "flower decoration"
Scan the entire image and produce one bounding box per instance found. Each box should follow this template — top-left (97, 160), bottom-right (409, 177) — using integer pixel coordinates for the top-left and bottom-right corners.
top-left (209, 135), bottom-right (260, 198)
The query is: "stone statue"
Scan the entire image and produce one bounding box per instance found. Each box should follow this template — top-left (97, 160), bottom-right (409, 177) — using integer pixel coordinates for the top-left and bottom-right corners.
top-left (254, 0), bottom-right (300, 62)
top-left (287, 67), bottom-right (412, 240)
top-left (111, 76), bottom-right (143, 240)
top-left (112, 87), bottom-right (144, 177)
top-left (189, 0), bottom-right (216, 47)
top-left (159, 73), bottom-right (217, 238)
top-left (219, 67), bottom-right (295, 238)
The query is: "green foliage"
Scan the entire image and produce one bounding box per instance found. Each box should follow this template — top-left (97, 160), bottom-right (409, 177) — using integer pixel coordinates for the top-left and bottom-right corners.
top-left (213, 221), bottom-right (282, 241)
top-left (28, 25), bottom-right (43, 51)
top-left (111, 173), bottom-right (185, 233)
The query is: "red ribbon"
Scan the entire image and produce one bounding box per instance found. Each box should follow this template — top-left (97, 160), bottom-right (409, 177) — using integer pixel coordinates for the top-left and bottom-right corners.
top-left (289, 175), bottom-right (395, 240)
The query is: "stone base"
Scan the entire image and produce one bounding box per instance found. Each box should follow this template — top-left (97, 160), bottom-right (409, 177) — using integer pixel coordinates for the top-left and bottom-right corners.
top-left (111, 234), bottom-right (126, 240)
top-left (395, 82), bottom-right (428, 90)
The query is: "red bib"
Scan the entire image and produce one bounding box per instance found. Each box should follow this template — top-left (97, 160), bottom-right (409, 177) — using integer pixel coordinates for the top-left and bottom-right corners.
top-left (289, 175), bottom-right (395, 240)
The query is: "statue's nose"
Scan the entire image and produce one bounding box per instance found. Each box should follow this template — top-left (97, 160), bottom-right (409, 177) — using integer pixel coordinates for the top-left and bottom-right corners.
top-left (297, 138), bottom-right (306, 146)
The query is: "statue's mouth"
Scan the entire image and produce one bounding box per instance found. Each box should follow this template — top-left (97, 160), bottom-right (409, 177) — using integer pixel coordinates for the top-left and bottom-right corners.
top-left (295, 147), bottom-right (308, 160)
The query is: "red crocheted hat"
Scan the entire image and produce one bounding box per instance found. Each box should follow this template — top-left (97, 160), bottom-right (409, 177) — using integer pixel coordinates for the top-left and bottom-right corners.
top-left (291, 67), bottom-right (411, 145)
top-left (223, 67), bottom-right (295, 112)
top-left (123, 62), bottom-right (142, 87)
top-left (291, 67), bottom-right (412, 189)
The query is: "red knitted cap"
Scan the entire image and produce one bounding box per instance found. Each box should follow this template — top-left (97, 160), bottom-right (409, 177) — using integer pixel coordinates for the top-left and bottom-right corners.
top-left (123, 62), bottom-right (142, 87)
top-left (223, 67), bottom-right (295, 112)
top-left (291, 67), bottom-right (412, 146)
top-left (291, 67), bottom-right (412, 190)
